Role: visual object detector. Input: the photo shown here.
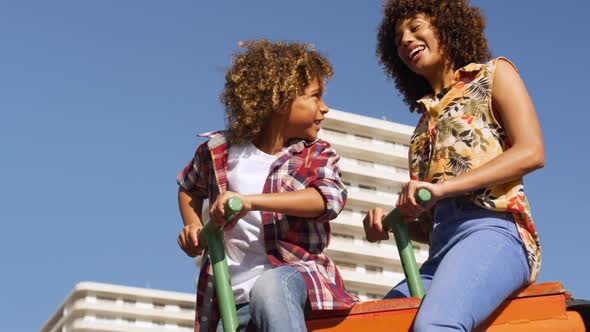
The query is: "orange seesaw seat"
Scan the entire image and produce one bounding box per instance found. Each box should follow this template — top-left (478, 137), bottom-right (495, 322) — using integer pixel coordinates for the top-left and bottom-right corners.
top-left (306, 282), bottom-right (586, 331)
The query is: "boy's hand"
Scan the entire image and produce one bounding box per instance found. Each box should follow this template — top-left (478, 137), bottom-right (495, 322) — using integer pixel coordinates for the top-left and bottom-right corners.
top-left (177, 223), bottom-right (203, 257)
top-left (363, 207), bottom-right (390, 242)
top-left (209, 191), bottom-right (252, 229)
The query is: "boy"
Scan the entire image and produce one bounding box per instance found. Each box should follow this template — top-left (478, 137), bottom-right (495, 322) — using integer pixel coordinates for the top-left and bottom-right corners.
top-left (177, 39), bottom-right (356, 332)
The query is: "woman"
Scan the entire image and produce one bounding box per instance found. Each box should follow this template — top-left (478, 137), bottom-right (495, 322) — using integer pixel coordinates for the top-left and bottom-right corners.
top-left (363, 1), bottom-right (544, 331)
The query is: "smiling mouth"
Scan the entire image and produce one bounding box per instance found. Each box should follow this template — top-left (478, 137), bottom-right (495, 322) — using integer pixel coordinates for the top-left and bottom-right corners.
top-left (313, 120), bottom-right (323, 131)
top-left (409, 45), bottom-right (425, 61)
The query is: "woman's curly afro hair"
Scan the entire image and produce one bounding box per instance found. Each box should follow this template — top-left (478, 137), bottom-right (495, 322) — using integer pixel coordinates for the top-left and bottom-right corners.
top-left (221, 39), bottom-right (333, 143)
top-left (377, 0), bottom-right (491, 113)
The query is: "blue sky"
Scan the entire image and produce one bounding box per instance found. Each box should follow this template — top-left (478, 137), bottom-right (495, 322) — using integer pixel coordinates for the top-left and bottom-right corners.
top-left (1, 1), bottom-right (589, 330)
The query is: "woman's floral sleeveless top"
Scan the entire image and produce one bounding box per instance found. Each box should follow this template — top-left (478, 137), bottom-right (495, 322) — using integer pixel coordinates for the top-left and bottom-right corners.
top-left (409, 57), bottom-right (541, 282)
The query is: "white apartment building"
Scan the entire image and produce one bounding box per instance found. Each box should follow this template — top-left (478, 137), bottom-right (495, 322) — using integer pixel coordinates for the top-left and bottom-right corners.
top-left (41, 282), bottom-right (196, 332)
top-left (42, 109), bottom-right (428, 331)
top-left (319, 109), bottom-right (428, 301)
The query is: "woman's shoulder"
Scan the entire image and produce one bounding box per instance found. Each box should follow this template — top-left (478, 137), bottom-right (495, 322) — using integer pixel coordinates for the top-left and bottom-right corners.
top-left (489, 56), bottom-right (517, 67)
top-left (455, 57), bottom-right (517, 78)
top-left (485, 57), bottom-right (519, 77)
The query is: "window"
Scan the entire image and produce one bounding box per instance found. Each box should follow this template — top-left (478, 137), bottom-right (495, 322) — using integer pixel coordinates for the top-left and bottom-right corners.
top-left (366, 293), bottom-right (382, 300)
top-left (122, 299), bottom-right (136, 306)
top-left (96, 315), bottom-right (115, 323)
top-left (96, 296), bottom-right (116, 303)
top-left (366, 265), bottom-right (384, 273)
top-left (358, 159), bottom-right (375, 167)
top-left (359, 184), bottom-right (377, 191)
top-left (180, 304), bottom-right (195, 311)
top-left (332, 232), bottom-right (354, 240)
top-left (330, 129), bottom-right (347, 135)
top-left (335, 261), bottom-right (356, 270)
top-left (354, 134), bottom-right (373, 142)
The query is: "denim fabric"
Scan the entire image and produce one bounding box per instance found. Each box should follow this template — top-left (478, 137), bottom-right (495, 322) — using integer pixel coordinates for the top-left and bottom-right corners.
top-left (385, 198), bottom-right (531, 331)
top-left (214, 265), bottom-right (308, 332)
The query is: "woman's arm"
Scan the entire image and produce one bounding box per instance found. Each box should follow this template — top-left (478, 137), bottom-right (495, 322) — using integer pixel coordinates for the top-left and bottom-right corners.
top-left (398, 59), bottom-right (545, 217)
top-left (438, 59), bottom-right (544, 196)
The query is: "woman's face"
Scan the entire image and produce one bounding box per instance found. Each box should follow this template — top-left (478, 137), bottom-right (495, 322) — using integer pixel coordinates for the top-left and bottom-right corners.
top-left (394, 14), bottom-right (446, 77)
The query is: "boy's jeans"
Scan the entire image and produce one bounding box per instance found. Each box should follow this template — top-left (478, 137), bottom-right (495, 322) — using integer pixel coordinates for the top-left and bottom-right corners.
top-left (214, 265), bottom-right (308, 332)
top-left (385, 198), bottom-right (531, 332)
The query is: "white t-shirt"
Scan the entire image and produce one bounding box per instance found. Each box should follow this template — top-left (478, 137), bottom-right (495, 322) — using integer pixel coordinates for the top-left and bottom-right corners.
top-left (221, 142), bottom-right (276, 304)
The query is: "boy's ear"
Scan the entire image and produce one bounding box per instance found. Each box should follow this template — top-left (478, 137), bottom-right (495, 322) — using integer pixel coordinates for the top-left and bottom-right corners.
top-left (274, 101), bottom-right (292, 115)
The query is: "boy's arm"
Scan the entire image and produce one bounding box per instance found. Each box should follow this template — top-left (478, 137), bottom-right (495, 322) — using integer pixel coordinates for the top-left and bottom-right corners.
top-left (177, 187), bottom-right (205, 257)
top-left (305, 145), bottom-right (347, 223)
top-left (176, 142), bottom-right (210, 257)
top-left (209, 188), bottom-right (325, 227)
top-left (209, 144), bottom-right (346, 226)
top-left (178, 187), bottom-right (205, 226)
top-left (248, 189), bottom-right (325, 216)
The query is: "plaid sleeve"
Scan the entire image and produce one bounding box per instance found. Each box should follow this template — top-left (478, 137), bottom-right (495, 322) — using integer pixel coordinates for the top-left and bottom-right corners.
top-left (307, 143), bottom-right (347, 223)
top-left (176, 142), bottom-right (209, 198)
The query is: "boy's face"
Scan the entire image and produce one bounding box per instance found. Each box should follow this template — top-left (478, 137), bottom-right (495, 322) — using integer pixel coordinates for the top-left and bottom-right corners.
top-left (284, 78), bottom-right (329, 141)
top-left (394, 14), bottom-right (446, 77)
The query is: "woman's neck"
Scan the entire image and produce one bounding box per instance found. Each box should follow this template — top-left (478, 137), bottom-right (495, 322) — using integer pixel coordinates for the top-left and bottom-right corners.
top-left (423, 61), bottom-right (456, 96)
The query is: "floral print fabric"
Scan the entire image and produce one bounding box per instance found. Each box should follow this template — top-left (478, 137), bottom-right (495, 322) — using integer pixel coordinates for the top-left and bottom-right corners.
top-left (409, 57), bottom-right (541, 282)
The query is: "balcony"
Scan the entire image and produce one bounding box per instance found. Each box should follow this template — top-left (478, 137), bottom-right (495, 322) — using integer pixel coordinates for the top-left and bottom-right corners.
top-left (337, 269), bottom-right (406, 295)
top-left (338, 158), bottom-right (409, 188)
top-left (324, 109), bottom-right (414, 145)
top-left (345, 187), bottom-right (397, 211)
top-left (318, 130), bottom-right (409, 169)
top-left (330, 210), bottom-right (365, 234)
top-left (326, 235), bottom-right (428, 268)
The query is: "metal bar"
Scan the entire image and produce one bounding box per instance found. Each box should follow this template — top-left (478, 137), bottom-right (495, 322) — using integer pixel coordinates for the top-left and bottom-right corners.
top-left (381, 189), bottom-right (431, 299)
top-left (197, 197), bottom-right (243, 331)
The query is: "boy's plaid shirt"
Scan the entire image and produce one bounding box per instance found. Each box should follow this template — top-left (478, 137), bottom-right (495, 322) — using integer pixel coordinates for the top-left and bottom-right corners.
top-left (177, 131), bottom-right (357, 331)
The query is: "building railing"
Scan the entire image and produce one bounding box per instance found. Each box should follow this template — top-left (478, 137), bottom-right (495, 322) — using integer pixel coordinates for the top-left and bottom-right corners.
top-left (319, 130), bottom-right (409, 168)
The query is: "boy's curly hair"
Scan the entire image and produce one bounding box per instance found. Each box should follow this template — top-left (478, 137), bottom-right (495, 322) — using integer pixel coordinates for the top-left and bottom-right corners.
top-left (221, 39), bottom-right (333, 143)
top-left (377, 0), bottom-right (491, 113)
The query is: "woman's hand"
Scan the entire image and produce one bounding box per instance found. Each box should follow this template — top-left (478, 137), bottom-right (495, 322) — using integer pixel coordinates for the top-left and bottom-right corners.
top-left (363, 207), bottom-right (390, 243)
top-left (209, 191), bottom-right (252, 228)
top-left (396, 180), bottom-right (444, 222)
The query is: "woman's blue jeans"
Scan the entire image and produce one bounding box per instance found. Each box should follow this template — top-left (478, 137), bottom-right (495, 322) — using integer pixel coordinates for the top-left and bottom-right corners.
top-left (385, 198), bottom-right (531, 332)
top-left (215, 265), bottom-right (308, 332)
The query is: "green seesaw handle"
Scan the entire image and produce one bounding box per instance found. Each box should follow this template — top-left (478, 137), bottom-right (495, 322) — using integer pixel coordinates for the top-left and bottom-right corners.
top-left (381, 188), bottom-right (432, 299)
top-left (197, 197), bottom-right (243, 332)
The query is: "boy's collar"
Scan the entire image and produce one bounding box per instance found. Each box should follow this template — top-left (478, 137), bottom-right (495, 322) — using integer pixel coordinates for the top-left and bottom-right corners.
top-left (286, 137), bottom-right (318, 152)
top-left (198, 130), bottom-right (318, 152)
top-left (198, 130), bottom-right (227, 150)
